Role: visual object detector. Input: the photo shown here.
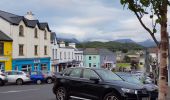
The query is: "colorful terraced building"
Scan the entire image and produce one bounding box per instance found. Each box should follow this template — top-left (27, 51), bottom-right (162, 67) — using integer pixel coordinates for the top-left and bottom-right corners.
top-left (0, 30), bottom-right (13, 71)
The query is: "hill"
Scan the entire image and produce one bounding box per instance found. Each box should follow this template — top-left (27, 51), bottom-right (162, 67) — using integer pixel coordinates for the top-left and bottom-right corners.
top-left (76, 41), bottom-right (144, 52)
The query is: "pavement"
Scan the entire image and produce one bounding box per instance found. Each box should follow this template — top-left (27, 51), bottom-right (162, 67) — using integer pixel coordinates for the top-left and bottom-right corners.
top-left (167, 87), bottom-right (170, 100)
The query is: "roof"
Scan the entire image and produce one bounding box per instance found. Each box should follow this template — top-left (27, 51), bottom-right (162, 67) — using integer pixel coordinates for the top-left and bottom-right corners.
top-left (0, 10), bottom-right (51, 32)
top-left (0, 30), bottom-right (13, 41)
top-left (99, 48), bottom-right (114, 55)
top-left (83, 48), bottom-right (99, 55)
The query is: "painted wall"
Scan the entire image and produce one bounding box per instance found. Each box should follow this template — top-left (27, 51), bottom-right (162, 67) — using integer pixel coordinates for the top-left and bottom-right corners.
top-left (0, 18), bottom-right (51, 59)
top-left (84, 55), bottom-right (100, 68)
top-left (0, 41), bottom-right (12, 71)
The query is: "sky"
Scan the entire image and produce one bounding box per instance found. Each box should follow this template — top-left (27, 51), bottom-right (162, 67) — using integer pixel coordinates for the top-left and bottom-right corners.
top-left (0, 0), bottom-right (168, 42)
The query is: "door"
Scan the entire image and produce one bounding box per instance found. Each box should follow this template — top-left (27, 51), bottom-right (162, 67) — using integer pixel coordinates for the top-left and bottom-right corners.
top-left (6, 71), bottom-right (16, 83)
top-left (81, 69), bottom-right (103, 100)
top-left (67, 68), bottom-right (83, 96)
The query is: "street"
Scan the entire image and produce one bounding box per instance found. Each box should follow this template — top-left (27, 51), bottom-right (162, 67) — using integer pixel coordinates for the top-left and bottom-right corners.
top-left (0, 84), bottom-right (56, 100)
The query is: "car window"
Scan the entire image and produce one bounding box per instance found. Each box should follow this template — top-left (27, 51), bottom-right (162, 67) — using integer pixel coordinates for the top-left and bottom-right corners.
top-left (96, 69), bottom-right (122, 81)
top-left (17, 72), bottom-right (23, 75)
top-left (69, 69), bottom-right (82, 78)
top-left (83, 69), bottom-right (99, 80)
top-left (6, 71), bottom-right (13, 75)
top-left (63, 68), bottom-right (72, 76)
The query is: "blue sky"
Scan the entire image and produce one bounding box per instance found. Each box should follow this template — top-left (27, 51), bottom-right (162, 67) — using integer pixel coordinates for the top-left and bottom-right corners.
top-left (0, 0), bottom-right (164, 42)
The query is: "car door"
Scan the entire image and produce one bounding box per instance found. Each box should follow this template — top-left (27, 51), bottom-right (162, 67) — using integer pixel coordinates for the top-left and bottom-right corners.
top-left (80, 69), bottom-right (104, 100)
top-left (67, 68), bottom-right (83, 97)
top-left (6, 71), bottom-right (16, 83)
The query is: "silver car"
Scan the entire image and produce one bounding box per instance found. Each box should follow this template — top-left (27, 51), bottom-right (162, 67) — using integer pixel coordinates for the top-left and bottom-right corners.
top-left (0, 71), bottom-right (8, 86)
top-left (5, 70), bottom-right (31, 85)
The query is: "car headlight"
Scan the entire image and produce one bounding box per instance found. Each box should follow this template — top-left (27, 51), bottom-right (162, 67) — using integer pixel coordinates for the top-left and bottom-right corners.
top-left (121, 88), bottom-right (137, 94)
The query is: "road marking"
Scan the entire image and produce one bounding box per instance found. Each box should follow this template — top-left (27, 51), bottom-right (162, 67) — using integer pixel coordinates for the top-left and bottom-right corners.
top-left (0, 89), bottom-right (39, 94)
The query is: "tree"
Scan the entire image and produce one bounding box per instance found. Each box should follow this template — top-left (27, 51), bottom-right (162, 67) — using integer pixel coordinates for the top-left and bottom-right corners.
top-left (120, 0), bottom-right (169, 99)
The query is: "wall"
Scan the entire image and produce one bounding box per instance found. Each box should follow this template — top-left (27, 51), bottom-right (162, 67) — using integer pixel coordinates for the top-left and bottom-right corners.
top-left (84, 55), bottom-right (100, 68)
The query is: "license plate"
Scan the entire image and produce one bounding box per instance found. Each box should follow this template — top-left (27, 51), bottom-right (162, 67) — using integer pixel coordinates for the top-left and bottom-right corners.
top-left (142, 98), bottom-right (149, 100)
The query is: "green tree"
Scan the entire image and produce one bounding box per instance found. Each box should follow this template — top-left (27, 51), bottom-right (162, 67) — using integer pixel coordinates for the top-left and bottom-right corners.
top-left (120, 0), bottom-right (169, 99)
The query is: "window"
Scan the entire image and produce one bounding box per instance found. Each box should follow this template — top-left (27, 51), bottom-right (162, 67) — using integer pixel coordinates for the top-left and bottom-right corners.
top-left (44, 30), bottom-right (47, 40)
top-left (0, 43), bottom-right (4, 55)
top-left (83, 69), bottom-right (99, 79)
top-left (21, 65), bottom-right (31, 73)
top-left (44, 46), bottom-right (47, 55)
top-left (34, 45), bottom-right (38, 56)
top-left (41, 64), bottom-right (47, 71)
top-left (89, 56), bottom-right (91, 60)
top-left (68, 52), bottom-right (70, 59)
top-left (19, 44), bottom-right (24, 56)
top-left (34, 64), bottom-right (38, 71)
top-left (69, 69), bottom-right (82, 78)
top-left (78, 56), bottom-right (79, 61)
top-left (34, 28), bottom-right (38, 38)
top-left (56, 49), bottom-right (57, 59)
top-left (93, 56), bottom-right (96, 59)
top-left (63, 68), bottom-right (72, 76)
top-left (19, 25), bottom-right (24, 36)
top-left (93, 63), bottom-right (96, 67)
top-left (60, 52), bottom-right (62, 60)
top-left (89, 63), bottom-right (91, 67)
top-left (64, 52), bottom-right (66, 59)
top-left (52, 49), bottom-right (55, 59)
top-left (72, 52), bottom-right (74, 59)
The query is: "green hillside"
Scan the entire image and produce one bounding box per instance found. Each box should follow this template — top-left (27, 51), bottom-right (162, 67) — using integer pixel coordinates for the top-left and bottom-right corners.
top-left (76, 41), bottom-right (144, 52)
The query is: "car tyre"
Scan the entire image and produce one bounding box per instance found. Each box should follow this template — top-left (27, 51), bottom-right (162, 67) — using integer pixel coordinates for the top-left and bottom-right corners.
top-left (16, 79), bottom-right (23, 85)
top-left (46, 78), bottom-right (53, 84)
top-left (56, 87), bottom-right (68, 100)
top-left (103, 92), bottom-right (120, 100)
top-left (36, 80), bottom-right (42, 85)
top-left (0, 79), bottom-right (4, 86)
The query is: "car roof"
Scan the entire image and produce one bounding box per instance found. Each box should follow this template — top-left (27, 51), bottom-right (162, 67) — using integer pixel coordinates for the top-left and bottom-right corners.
top-left (68, 67), bottom-right (106, 70)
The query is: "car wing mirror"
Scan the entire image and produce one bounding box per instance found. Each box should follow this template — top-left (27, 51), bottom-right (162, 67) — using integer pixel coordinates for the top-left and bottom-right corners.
top-left (90, 77), bottom-right (100, 83)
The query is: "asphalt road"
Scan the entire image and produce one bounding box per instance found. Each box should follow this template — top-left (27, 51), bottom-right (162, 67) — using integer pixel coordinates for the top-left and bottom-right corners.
top-left (0, 84), bottom-right (56, 100)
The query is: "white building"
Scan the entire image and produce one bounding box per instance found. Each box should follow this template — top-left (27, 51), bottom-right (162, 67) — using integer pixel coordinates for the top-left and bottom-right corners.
top-left (0, 10), bottom-right (51, 72)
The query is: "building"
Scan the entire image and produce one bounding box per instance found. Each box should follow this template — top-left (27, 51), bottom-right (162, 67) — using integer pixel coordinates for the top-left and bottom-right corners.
top-left (99, 49), bottom-right (116, 70)
top-left (74, 48), bottom-right (84, 67)
top-left (0, 30), bottom-right (13, 71)
top-left (83, 48), bottom-right (100, 68)
top-left (83, 48), bottom-right (116, 69)
top-left (0, 10), bottom-right (51, 72)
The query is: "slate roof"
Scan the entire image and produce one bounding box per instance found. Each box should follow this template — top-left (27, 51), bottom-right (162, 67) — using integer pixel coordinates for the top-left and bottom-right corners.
top-left (83, 48), bottom-right (99, 55)
top-left (99, 48), bottom-right (114, 55)
top-left (0, 30), bottom-right (13, 41)
top-left (0, 10), bottom-right (51, 32)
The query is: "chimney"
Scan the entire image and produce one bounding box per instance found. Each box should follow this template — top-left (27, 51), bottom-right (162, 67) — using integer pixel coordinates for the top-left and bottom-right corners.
top-left (24, 11), bottom-right (36, 20)
top-left (59, 41), bottom-right (65, 47)
top-left (69, 43), bottom-right (76, 48)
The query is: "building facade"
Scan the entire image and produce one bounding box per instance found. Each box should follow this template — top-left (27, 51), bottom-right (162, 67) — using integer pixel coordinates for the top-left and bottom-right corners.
top-left (83, 48), bottom-right (100, 68)
top-left (0, 10), bottom-right (51, 72)
top-left (0, 30), bottom-right (13, 71)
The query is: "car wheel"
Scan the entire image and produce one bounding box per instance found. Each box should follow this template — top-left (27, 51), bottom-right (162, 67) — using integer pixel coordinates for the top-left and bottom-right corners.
top-left (0, 79), bottom-right (4, 86)
top-left (46, 78), bottom-right (53, 84)
top-left (103, 92), bottom-right (120, 100)
top-left (56, 87), bottom-right (68, 100)
top-left (16, 79), bottom-right (23, 85)
top-left (36, 80), bottom-right (42, 85)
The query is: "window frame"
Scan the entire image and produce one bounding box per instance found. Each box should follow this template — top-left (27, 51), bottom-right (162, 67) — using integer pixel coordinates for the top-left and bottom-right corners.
top-left (34, 28), bottom-right (38, 38)
top-left (19, 25), bottom-right (24, 37)
top-left (34, 45), bottom-right (38, 56)
top-left (44, 46), bottom-right (47, 55)
top-left (19, 44), bottom-right (24, 56)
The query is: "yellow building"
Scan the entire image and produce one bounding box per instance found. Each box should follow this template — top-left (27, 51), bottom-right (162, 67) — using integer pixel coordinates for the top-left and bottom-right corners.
top-left (0, 30), bottom-right (12, 71)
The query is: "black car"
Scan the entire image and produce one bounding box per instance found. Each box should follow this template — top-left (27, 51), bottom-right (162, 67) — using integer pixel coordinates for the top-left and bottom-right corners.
top-left (115, 72), bottom-right (158, 100)
top-left (53, 67), bottom-right (149, 100)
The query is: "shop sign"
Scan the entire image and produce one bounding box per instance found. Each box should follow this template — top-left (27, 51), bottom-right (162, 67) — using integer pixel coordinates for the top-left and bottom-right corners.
top-left (0, 57), bottom-right (9, 61)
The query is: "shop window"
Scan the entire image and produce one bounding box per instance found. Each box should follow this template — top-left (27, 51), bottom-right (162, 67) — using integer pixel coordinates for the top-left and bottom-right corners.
top-left (21, 65), bottom-right (31, 73)
top-left (19, 44), bottom-right (24, 56)
top-left (19, 25), bottom-right (24, 36)
top-left (34, 64), bottom-right (38, 71)
top-left (41, 64), bottom-right (47, 71)
top-left (0, 63), bottom-right (4, 71)
top-left (0, 43), bottom-right (4, 55)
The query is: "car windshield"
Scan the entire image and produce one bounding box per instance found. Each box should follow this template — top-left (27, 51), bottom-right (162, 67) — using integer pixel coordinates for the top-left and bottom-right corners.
top-left (119, 75), bottom-right (143, 85)
top-left (95, 69), bottom-right (122, 81)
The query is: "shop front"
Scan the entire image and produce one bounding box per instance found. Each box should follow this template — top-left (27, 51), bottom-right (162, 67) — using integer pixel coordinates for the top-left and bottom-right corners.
top-left (12, 57), bottom-right (50, 73)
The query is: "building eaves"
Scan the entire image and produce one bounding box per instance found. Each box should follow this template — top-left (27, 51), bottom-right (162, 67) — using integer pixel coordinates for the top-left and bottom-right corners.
top-left (0, 30), bottom-right (13, 41)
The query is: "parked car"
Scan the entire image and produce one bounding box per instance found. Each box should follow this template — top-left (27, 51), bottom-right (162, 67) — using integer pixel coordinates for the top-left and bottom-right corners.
top-left (30, 71), bottom-right (45, 84)
top-left (53, 67), bottom-right (149, 100)
top-left (42, 71), bottom-right (55, 84)
top-left (0, 70), bottom-right (8, 86)
top-left (115, 72), bottom-right (158, 100)
top-left (5, 70), bottom-right (31, 85)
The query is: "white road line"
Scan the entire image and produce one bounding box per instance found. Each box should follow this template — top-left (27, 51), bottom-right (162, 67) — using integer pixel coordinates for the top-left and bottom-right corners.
top-left (0, 89), bottom-right (39, 94)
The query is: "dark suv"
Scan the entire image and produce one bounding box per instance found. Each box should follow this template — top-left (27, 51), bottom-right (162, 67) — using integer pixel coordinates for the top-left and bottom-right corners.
top-left (53, 67), bottom-right (149, 100)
